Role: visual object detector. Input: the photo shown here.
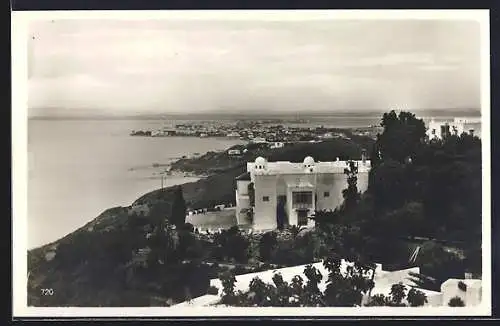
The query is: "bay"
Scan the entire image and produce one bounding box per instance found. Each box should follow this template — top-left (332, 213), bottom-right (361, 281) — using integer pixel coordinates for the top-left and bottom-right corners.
top-left (27, 119), bottom-right (244, 249)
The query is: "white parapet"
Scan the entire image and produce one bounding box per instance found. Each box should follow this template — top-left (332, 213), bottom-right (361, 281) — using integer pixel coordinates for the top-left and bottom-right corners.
top-left (173, 260), bottom-right (464, 307)
top-left (210, 260), bottom-right (382, 295)
top-left (441, 278), bottom-right (482, 307)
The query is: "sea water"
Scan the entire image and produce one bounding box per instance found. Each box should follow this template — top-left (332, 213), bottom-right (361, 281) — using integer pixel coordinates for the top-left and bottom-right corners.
top-left (27, 119), bottom-right (244, 249)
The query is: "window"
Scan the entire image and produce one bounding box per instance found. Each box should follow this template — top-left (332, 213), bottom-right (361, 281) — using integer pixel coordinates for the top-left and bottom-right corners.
top-left (262, 196), bottom-right (269, 202)
top-left (323, 191), bottom-right (330, 197)
top-left (292, 191), bottom-right (313, 205)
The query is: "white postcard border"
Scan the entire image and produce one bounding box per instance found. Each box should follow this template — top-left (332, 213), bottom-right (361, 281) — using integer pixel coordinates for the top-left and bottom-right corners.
top-left (12, 9), bottom-right (492, 317)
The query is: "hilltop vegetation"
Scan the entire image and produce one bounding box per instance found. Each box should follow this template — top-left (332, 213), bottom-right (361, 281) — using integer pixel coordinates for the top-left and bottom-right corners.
top-left (310, 111), bottom-right (482, 287)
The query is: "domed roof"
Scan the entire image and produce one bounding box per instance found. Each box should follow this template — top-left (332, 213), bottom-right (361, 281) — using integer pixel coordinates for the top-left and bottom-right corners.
top-left (255, 156), bottom-right (267, 165)
top-left (303, 156), bottom-right (315, 165)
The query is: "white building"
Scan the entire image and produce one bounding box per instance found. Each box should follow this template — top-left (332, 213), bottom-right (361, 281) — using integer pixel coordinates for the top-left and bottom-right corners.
top-left (251, 137), bottom-right (267, 144)
top-left (453, 117), bottom-right (481, 124)
top-left (226, 132), bottom-right (241, 138)
top-left (235, 156), bottom-right (371, 230)
top-left (426, 118), bottom-right (481, 141)
top-left (269, 141), bottom-right (285, 149)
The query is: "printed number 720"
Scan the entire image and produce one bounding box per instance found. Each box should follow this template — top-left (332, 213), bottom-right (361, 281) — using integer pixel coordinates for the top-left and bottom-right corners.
top-left (40, 288), bottom-right (54, 296)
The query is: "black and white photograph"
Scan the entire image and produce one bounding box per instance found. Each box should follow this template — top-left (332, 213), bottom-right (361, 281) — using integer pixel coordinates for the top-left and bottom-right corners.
top-left (12, 10), bottom-right (491, 317)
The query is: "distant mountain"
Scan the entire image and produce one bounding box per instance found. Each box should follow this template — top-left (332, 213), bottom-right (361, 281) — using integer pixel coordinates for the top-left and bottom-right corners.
top-left (28, 107), bottom-right (481, 121)
top-left (29, 107), bottom-right (118, 120)
top-left (416, 108), bottom-right (481, 118)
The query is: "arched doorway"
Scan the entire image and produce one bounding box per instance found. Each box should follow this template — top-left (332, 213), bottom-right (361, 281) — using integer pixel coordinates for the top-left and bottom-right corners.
top-left (276, 195), bottom-right (288, 230)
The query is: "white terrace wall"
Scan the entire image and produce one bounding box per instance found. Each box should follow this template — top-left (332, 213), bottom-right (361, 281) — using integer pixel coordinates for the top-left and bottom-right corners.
top-left (441, 279), bottom-right (482, 307)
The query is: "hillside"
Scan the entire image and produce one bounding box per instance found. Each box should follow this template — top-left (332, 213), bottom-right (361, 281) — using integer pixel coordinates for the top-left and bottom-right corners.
top-left (27, 137), bottom-right (372, 306)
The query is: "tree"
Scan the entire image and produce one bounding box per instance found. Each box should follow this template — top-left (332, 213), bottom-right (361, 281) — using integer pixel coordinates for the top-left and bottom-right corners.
top-left (219, 271), bottom-right (239, 305)
top-left (377, 110), bottom-right (426, 164)
top-left (310, 209), bottom-right (342, 231)
top-left (368, 159), bottom-right (410, 213)
top-left (389, 283), bottom-right (407, 306)
top-left (370, 141), bottom-right (383, 168)
top-left (378, 202), bottom-right (425, 237)
top-left (147, 223), bottom-right (180, 267)
top-left (171, 186), bottom-right (187, 228)
top-left (213, 226), bottom-right (251, 263)
top-left (407, 287), bottom-right (429, 307)
top-left (218, 258), bottom-right (428, 307)
top-left (365, 283), bottom-right (428, 307)
top-left (259, 231), bottom-right (278, 262)
top-left (342, 160), bottom-right (360, 211)
top-left (289, 225), bottom-right (307, 239)
top-left (322, 258), bottom-right (375, 306)
top-left (177, 229), bottom-right (204, 261)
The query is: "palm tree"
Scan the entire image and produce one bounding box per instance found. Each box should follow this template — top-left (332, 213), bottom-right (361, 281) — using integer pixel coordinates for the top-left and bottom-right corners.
top-left (290, 225), bottom-right (306, 239)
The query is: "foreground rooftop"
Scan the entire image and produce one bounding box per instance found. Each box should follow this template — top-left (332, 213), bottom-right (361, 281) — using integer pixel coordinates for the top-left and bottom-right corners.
top-left (172, 259), bottom-right (481, 308)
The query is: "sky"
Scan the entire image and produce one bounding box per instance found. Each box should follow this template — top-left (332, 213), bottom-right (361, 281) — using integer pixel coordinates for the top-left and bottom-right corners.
top-left (27, 18), bottom-right (481, 117)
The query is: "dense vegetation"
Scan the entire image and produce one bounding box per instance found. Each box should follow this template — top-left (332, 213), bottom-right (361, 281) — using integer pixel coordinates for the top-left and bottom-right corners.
top-left (213, 110), bottom-right (482, 305)
top-left (218, 259), bottom-right (428, 307)
top-left (310, 110), bottom-right (482, 288)
top-left (27, 110), bottom-right (482, 307)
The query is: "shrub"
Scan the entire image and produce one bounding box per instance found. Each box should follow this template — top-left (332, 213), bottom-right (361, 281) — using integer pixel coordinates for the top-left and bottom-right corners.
top-left (366, 286), bottom-right (427, 307)
top-left (218, 258), bottom-right (427, 307)
top-left (448, 296), bottom-right (465, 307)
top-left (389, 283), bottom-right (407, 306)
top-left (212, 227), bottom-right (251, 263)
top-left (407, 288), bottom-right (428, 307)
top-left (219, 271), bottom-right (239, 305)
top-left (458, 281), bottom-right (467, 292)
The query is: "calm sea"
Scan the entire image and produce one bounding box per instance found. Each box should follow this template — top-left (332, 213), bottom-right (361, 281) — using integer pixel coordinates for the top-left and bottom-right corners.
top-left (27, 119), bottom-right (244, 249)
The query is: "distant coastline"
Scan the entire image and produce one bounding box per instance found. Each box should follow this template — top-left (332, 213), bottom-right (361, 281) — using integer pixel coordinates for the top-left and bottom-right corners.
top-left (27, 107), bottom-right (481, 121)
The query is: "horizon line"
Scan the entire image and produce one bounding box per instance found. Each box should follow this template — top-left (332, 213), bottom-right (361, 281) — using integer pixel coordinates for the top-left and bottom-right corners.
top-left (28, 107), bottom-right (482, 118)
